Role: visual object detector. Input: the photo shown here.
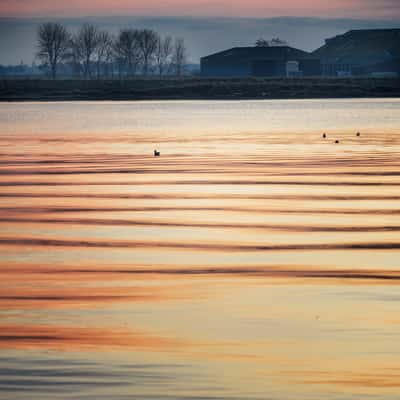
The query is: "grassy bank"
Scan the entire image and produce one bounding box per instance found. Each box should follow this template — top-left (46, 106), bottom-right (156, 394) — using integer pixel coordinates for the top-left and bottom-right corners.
top-left (1, 77), bottom-right (400, 101)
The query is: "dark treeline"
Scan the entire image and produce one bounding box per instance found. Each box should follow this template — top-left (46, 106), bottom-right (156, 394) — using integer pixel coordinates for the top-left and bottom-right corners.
top-left (36, 22), bottom-right (188, 79)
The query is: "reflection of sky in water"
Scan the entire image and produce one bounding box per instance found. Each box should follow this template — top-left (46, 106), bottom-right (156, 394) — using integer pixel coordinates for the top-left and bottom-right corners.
top-left (1, 99), bottom-right (400, 137)
top-left (1, 99), bottom-right (400, 399)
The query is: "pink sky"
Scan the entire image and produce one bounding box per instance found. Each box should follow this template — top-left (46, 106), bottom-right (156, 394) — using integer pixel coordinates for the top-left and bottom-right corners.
top-left (0, 0), bottom-right (398, 18)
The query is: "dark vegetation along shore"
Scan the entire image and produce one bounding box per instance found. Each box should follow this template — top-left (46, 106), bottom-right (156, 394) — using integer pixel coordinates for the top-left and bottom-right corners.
top-left (1, 78), bottom-right (400, 101)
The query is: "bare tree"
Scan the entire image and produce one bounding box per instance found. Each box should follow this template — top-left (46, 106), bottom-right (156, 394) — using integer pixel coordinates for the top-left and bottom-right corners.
top-left (104, 35), bottom-right (116, 78)
top-left (35, 23), bottom-right (191, 79)
top-left (255, 38), bottom-right (269, 47)
top-left (68, 36), bottom-right (84, 77)
top-left (155, 35), bottom-right (172, 76)
top-left (256, 38), bottom-right (288, 47)
top-left (94, 30), bottom-right (113, 78)
top-left (172, 38), bottom-right (187, 76)
top-left (36, 22), bottom-right (70, 79)
top-left (137, 29), bottom-right (158, 75)
top-left (270, 37), bottom-right (288, 46)
top-left (74, 23), bottom-right (99, 79)
top-left (114, 29), bottom-right (141, 77)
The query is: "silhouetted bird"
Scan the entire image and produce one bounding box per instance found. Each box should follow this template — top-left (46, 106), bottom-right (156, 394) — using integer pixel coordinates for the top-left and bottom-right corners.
top-left (154, 150), bottom-right (160, 157)
top-left (322, 133), bottom-right (326, 138)
top-left (335, 140), bottom-right (339, 144)
top-left (356, 132), bottom-right (361, 137)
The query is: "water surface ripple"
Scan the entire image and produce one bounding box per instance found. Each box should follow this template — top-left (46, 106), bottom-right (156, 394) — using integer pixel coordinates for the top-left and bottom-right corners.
top-left (1, 99), bottom-right (400, 400)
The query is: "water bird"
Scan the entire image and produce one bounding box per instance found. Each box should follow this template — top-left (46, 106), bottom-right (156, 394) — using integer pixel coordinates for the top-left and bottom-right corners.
top-left (154, 150), bottom-right (160, 157)
top-left (356, 132), bottom-right (361, 137)
top-left (335, 140), bottom-right (340, 144)
top-left (322, 133), bottom-right (326, 138)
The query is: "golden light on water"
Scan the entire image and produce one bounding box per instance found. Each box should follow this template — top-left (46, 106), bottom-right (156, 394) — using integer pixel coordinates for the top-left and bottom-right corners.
top-left (1, 99), bottom-right (400, 399)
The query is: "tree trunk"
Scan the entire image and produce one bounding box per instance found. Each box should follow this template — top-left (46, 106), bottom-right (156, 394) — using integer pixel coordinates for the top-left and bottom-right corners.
top-left (51, 63), bottom-right (57, 79)
top-left (85, 57), bottom-right (90, 79)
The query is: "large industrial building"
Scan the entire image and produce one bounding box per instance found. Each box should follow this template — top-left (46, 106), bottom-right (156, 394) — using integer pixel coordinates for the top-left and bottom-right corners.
top-left (200, 46), bottom-right (321, 77)
top-left (200, 29), bottom-right (400, 77)
top-left (312, 29), bottom-right (400, 77)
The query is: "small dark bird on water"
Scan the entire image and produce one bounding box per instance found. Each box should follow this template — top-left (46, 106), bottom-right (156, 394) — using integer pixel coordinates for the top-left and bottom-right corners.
top-left (356, 132), bottom-right (361, 137)
top-left (335, 140), bottom-right (339, 144)
top-left (154, 150), bottom-right (160, 157)
top-left (322, 133), bottom-right (326, 138)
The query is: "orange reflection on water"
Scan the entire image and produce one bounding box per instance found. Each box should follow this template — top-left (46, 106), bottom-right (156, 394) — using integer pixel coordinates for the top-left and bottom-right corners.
top-left (1, 100), bottom-right (400, 399)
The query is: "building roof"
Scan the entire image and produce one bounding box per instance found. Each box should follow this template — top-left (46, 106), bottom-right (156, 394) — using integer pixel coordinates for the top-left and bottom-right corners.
top-left (313, 29), bottom-right (400, 65)
top-left (201, 46), bottom-right (312, 61)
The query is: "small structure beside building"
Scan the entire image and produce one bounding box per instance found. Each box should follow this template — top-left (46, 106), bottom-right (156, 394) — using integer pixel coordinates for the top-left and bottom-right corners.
top-left (200, 46), bottom-right (321, 77)
top-left (313, 29), bottom-right (400, 77)
top-left (286, 60), bottom-right (300, 77)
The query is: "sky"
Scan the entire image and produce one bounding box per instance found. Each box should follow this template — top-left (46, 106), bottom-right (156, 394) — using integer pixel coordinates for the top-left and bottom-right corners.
top-left (1, 15), bottom-right (399, 65)
top-left (0, 1), bottom-right (399, 64)
top-left (0, 0), bottom-right (399, 19)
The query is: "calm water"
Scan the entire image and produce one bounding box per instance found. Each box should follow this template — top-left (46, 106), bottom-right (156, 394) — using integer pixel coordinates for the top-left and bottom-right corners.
top-left (1, 99), bottom-right (400, 400)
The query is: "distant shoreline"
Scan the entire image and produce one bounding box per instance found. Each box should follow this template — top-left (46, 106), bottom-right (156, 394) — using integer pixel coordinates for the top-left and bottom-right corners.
top-left (1, 77), bottom-right (400, 102)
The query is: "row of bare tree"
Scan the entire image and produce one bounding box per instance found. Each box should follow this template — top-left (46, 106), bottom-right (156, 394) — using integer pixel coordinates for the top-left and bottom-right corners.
top-left (37, 22), bottom-right (188, 79)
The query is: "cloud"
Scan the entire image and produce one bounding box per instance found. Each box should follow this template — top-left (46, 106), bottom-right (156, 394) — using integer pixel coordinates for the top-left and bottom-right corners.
top-left (0, 0), bottom-right (399, 18)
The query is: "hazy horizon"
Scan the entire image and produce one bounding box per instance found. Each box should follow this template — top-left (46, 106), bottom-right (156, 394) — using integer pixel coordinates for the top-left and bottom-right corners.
top-left (0, 15), bottom-right (399, 65)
